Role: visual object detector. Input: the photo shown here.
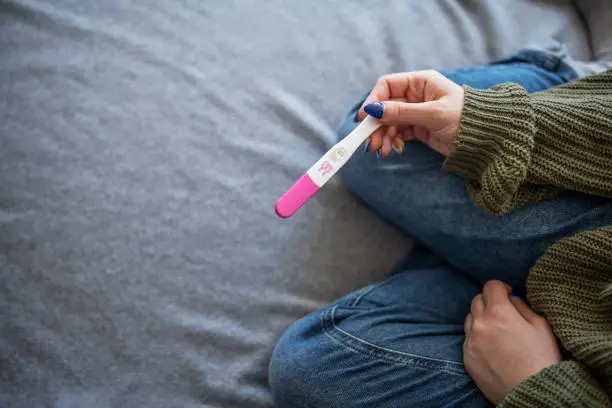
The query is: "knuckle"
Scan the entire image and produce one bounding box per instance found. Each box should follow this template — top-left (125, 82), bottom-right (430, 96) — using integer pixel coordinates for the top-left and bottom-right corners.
top-left (373, 77), bottom-right (389, 94)
top-left (378, 75), bottom-right (393, 87)
top-left (388, 103), bottom-right (401, 119)
top-left (462, 340), bottom-right (480, 366)
top-left (423, 69), bottom-right (440, 77)
top-left (471, 294), bottom-right (482, 309)
top-left (464, 314), bottom-right (473, 332)
top-left (484, 280), bottom-right (503, 292)
top-left (397, 103), bottom-right (412, 117)
top-left (471, 319), bottom-right (488, 336)
top-left (533, 315), bottom-right (549, 328)
top-left (483, 280), bottom-right (495, 291)
top-left (462, 336), bottom-right (473, 350)
top-left (488, 305), bottom-right (507, 321)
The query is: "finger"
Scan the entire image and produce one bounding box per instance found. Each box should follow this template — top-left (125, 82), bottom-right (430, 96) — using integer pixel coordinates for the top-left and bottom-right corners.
top-left (481, 280), bottom-right (512, 307)
top-left (391, 136), bottom-right (404, 153)
top-left (364, 100), bottom-right (444, 128)
top-left (381, 126), bottom-right (396, 157)
top-left (413, 125), bottom-right (430, 145)
top-left (470, 294), bottom-right (485, 318)
top-left (357, 101), bottom-right (372, 122)
top-left (359, 70), bottom-right (452, 121)
top-left (464, 313), bottom-right (473, 336)
top-left (401, 126), bottom-right (415, 141)
top-left (381, 131), bottom-right (392, 157)
top-left (369, 128), bottom-right (384, 152)
top-left (510, 296), bottom-right (541, 324)
top-left (357, 76), bottom-right (394, 121)
top-left (376, 70), bottom-right (446, 100)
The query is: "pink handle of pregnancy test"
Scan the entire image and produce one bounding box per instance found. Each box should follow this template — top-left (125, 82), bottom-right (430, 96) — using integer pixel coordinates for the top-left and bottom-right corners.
top-left (274, 174), bottom-right (320, 218)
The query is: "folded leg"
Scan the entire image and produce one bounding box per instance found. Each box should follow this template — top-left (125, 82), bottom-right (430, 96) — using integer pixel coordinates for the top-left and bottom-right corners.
top-left (337, 50), bottom-right (612, 289)
top-left (270, 264), bottom-right (492, 408)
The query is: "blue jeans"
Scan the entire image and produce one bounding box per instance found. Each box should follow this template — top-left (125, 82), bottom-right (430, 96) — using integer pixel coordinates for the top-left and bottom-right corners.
top-left (269, 53), bottom-right (612, 407)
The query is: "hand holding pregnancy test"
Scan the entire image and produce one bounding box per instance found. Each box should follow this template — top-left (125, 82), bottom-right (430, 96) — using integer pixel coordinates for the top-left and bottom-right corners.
top-left (275, 71), bottom-right (465, 218)
top-left (275, 116), bottom-right (381, 218)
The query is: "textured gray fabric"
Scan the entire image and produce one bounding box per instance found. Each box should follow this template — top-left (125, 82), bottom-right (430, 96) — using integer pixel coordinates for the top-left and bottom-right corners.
top-left (0, 1), bottom-right (591, 407)
top-left (574, 0), bottom-right (612, 73)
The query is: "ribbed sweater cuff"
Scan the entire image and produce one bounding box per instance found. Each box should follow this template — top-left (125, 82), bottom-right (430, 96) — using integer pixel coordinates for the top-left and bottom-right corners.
top-left (443, 84), bottom-right (535, 181)
top-left (499, 361), bottom-right (611, 408)
top-left (442, 84), bottom-right (537, 214)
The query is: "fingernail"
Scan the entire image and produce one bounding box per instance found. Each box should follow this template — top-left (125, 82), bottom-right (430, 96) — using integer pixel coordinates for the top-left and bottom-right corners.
top-left (364, 102), bottom-right (384, 119)
top-left (363, 139), bottom-right (371, 153)
top-left (392, 139), bottom-right (404, 153)
top-left (511, 290), bottom-right (521, 298)
top-left (376, 148), bottom-right (382, 159)
top-left (353, 110), bottom-right (360, 122)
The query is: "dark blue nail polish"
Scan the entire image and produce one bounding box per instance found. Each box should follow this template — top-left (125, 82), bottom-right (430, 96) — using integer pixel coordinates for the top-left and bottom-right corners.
top-left (511, 290), bottom-right (521, 298)
top-left (376, 148), bottom-right (382, 159)
top-left (364, 102), bottom-right (384, 119)
top-left (364, 139), bottom-right (371, 153)
top-left (353, 111), bottom-right (360, 122)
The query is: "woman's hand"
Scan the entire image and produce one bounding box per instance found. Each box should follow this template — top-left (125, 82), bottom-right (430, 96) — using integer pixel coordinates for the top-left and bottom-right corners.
top-left (356, 70), bottom-right (464, 157)
top-left (463, 281), bottom-right (562, 404)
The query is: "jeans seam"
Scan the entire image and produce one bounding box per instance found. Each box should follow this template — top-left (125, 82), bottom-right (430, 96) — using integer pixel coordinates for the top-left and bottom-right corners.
top-left (348, 273), bottom-right (405, 307)
top-left (321, 306), bottom-right (468, 377)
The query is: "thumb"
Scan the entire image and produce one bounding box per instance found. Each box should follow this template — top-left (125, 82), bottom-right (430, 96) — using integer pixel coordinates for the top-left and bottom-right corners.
top-left (364, 100), bottom-right (442, 128)
top-left (510, 296), bottom-right (540, 324)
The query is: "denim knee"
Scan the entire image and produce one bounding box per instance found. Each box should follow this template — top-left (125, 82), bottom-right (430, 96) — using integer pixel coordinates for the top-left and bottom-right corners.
top-left (268, 292), bottom-right (489, 408)
top-left (269, 312), bottom-right (331, 408)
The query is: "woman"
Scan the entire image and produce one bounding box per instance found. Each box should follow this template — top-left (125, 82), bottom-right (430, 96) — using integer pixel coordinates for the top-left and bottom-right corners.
top-left (268, 48), bottom-right (612, 407)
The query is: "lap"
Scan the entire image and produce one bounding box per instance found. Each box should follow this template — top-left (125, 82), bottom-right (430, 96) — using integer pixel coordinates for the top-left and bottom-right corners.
top-left (338, 135), bottom-right (612, 289)
top-left (269, 263), bottom-right (492, 408)
top-left (337, 62), bottom-right (612, 290)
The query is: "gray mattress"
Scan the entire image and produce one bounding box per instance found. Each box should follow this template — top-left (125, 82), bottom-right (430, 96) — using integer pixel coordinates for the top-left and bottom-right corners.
top-left (0, 1), bottom-right (593, 407)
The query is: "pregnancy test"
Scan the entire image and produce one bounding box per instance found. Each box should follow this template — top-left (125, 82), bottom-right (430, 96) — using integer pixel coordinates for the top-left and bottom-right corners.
top-left (275, 116), bottom-right (381, 218)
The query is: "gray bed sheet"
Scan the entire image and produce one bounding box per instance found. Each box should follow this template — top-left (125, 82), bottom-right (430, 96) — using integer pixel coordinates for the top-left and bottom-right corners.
top-left (0, 1), bottom-right (592, 407)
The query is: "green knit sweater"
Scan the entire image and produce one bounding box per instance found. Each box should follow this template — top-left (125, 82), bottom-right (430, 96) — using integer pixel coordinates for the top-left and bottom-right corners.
top-left (443, 71), bottom-right (612, 407)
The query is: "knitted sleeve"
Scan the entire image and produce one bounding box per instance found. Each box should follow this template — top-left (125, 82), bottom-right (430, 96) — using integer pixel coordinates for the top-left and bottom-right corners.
top-left (443, 70), bottom-right (612, 215)
top-left (499, 226), bottom-right (612, 407)
top-left (498, 361), bottom-right (611, 408)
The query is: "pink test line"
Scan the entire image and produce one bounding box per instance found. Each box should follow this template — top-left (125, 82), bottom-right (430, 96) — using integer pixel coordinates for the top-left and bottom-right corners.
top-left (274, 174), bottom-right (319, 218)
